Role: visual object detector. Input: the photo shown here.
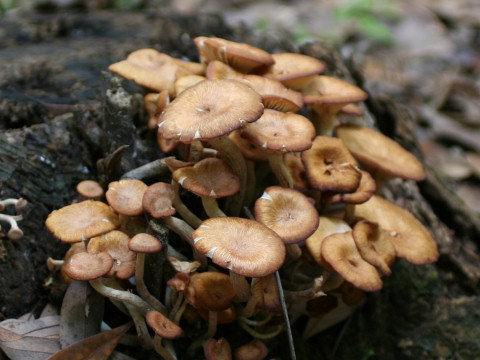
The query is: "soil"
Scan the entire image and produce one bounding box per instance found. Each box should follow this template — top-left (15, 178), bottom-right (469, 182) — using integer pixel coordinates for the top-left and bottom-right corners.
top-left (1, 3), bottom-right (480, 359)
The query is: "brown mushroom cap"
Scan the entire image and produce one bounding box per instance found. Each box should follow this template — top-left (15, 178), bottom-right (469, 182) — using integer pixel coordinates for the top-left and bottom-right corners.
top-left (204, 337), bottom-right (232, 360)
top-left (351, 219), bottom-right (396, 276)
top-left (254, 186), bottom-right (319, 244)
top-left (106, 179), bottom-right (148, 217)
top-left (240, 109), bottom-right (316, 152)
top-left (194, 36), bottom-right (274, 73)
top-left (335, 124), bottom-right (427, 182)
top-left (63, 251), bottom-right (114, 281)
top-left (76, 180), bottom-right (104, 199)
top-left (174, 74), bottom-right (206, 95)
top-left (128, 233), bottom-right (163, 253)
top-left (206, 60), bottom-right (245, 80)
top-left (229, 130), bottom-right (268, 162)
top-left (142, 182), bottom-right (176, 218)
top-left (158, 79), bottom-right (264, 143)
top-left (355, 195), bottom-right (439, 265)
top-left (172, 157), bottom-right (241, 198)
top-left (303, 75), bottom-right (368, 106)
top-left (144, 90), bottom-right (170, 130)
top-left (321, 231), bottom-right (383, 291)
top-left (87, 230), bottom-right (137, 279)
top-left (242, 75), bottom-right (304, 112)
top-left (327, 170), bottom-right (376, 205)
top-left (186, 272), bottom-right (236, 311)
top-left (301, 136), bottom-right (361, 193)
top-left (145, 310), bottom-right (183, 339)
top-left (193, 217), bottom-right (286, 278)
top-left (46, 200), bottom-right (120, 243)
top-left (265, 53), bottom-right (326, 90)
top-left (233, 339), bottom-right (268, 360)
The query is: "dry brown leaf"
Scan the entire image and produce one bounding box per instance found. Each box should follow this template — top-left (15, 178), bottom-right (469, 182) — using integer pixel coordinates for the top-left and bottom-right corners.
top-left (0, 315), bottom-right (61, 359)
top-left (47, 321), bottom-right (132, 360)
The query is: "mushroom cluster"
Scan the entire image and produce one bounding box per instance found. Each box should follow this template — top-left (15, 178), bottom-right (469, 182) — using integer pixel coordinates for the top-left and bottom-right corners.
top-left (45, 36), bottom-right (439, 358)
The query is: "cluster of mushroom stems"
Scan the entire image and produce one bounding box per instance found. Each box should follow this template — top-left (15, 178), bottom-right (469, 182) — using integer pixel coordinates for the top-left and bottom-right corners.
top-left (44, 36), bottom-right (439, 359)
top-left (0, 197), bottom-right (27, 241)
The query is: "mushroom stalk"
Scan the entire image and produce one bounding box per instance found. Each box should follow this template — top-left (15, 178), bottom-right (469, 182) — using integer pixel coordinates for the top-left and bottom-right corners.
top-left (89, 277), bottom-right (151, 315)
top-left (153, 335), bottom-right (177, 360)
top-left (267, 152), bottom-right (293, 188)
top-left (201, 197), bottom-right (226, 218)
top-left (229, 271), bottom-right (251, 303)
top-left (206, 135), bottom-right (247, 216)
top-left (0, 198), bottom-right (27, 211)
top-left (0, 213), bottom-right (24, 240)
top-left (171, 180), bottom-right (202, 228)
top-left (124, 302), bottom-right (153, 349)
top-left (135, 253), bottom-right (168, 314)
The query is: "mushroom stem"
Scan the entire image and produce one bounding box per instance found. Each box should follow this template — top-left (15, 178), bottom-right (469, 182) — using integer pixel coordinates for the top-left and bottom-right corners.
top-left (344, 204), bottom-right (356, 224)
top-left (312, 113), bottom-right (337, 136)
top-left (206, 135), bottom-right (247, 216)
top-left (89, 277), bottom-right (151, 315)
top-left (267, 152), bottom-right (293, 188)
top-left (0, 213), bottom-right (23, 240)
top-left (135, 253), bottom-right (168, 314)
top-left (201, 197), bottom-right (226, 218)
top-left (171, 180), bottom-right (202, 228)
top-left (238, 317), bottom-right (284, 339)
top-left (243, 160), bottom-right (257, 207)
top-left (0, 198), bottom-right (27, 211)
top-left (229, 271), bottom-right (251, 303)
top-left (46, 257), bottom-right (64, 272)
top-left (153, 334), bottom-right (177, 360)
top-left (124, 302), bottom-right (153, 349)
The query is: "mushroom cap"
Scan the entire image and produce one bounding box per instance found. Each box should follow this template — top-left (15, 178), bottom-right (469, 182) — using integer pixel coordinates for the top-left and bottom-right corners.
top-left (254, 186), bottom-right (319, 244)
top-left (46, 200), bottom-right (120, 243)
top-left (108, 49), bottom-right (190, 95)
top-left (174, 74), bottom-right (206, 95)
top-left (194, 36), bottom-right (274, 73)
top-left (145, 310), bottom-right (183, 339)
top-left (193, 217), bottom-right (286, 278)
top-left (327, 170), bottom-right (376, 205)
top-left (158, 79), bottom-right (264, 143)
top-left (335, 124), bottom-right (427, 181)
top-left (128, 233), bottom-right (163, 253)
top-left (142, 182), bottom-right (176, 218)
top-left (204, 337), bottom-right (232, 360)
top-left (240, 109), bottom-right (316, 152)
top-left (144, 90), bottom-right (170, 130)
top-left (233, 339), bottom-right (268, 360)
top-left (186, 272), bottom-right (236, 311)
top-left (172, 157), bottom-right (241, 198)
top-left (63, 251), bottom-right (114, 281)
top-left (301, 136), bottom-right (361, 193)
top-left (167, 257), bottom-right (202, 274)
top-left (321, 231), bottom-right (383, 291)
top-left (229, 130), bottom-right (268, 162)
top-left (87, 230), bottom-right (137, 279)
top-left (284, 153), bottom-right (309, 191)
top-left (265, 53), bottom-right (326, 90)
top-left (352, 219), bottom-right (396, 276)
top-left (303, 75), bottom-right (368, 106)
top-left (206, 60), bottom-right (245, 80)
top-left (251, 274), bottom-right (280, 310)
top-left (76, 180), bottom-right (104, 199)
top-left (167, 272), bottom-right (190, 292)
top-left (106, 179), bottom-right (148, 217)
top-left (354, 195), bottom-right (439, 265)
top-left (242, 75), bottom-right (304, 112)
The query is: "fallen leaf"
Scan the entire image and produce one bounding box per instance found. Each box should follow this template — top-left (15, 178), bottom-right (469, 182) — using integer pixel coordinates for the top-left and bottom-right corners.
top-left (0, 315), bottom-right (61, 360)
top-left (47, 321), bottom-right (132, 360)
top-left (60, 280), bottom-right (104, 348)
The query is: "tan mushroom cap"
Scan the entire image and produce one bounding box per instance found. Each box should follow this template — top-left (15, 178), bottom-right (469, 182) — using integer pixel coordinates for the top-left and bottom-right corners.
top-left (327, 170), bottom-right (376, 205)
top-left (108, 49), bottom-right (191, 95)
top-left (186, 272), bottom-right (236, 311)
top-left (284, 153), bottom-right (309, 192)
top-left (242, 75), bottom-right (304, 112)
top-left (87, 230), bottom-right (137, 279)
top-left (301, 136), bottom-right (361, 193)
top-left (335, 124), bottom-right (427, 182)
top-left (198, 306), bottom-right (236, 324)
top-left (174, 74), bottom-right (206, 95)
top-left (142, 182), bottom-right (176, 218)
top-left (145, 310), bottom-right (183, 339)
top-left (129, 233), bottom-right (163, 253)
top-left (193, 217), bottom-right (286, 278)
top-left (206, 60), bottom-right (245, 80)
top-left (352, 219), bottom-right (396, 276)
top-left (106, 179), bottom-right (148, 217)
top-left (167, 256), bottom-right (202, 274)
top-left (241, 109), bottom-right (316, 152)
top-left (251, 274), bottom-right (280, 310)
top-left (234, 339), bottom-right (268, 360)
top-left (254, 186), bottom-right (319, 244)
top-left (355, 195), bottom-right (439, 265)
top-left (204, 337), bottom-right (232, 360)
top-left (305, 216), bottom-right (351, 270)
top-left (144, 90), bottom-right (170, 130)
top-left (322, 231), bottom-right (383, 291)
top-left (76, 180), bottom-right (104, 199)
top-left (158, 79), bottom-right (264, 143)
top-left (63, 251), bottom-right (114, 281)
top-left (194, 36), bottom-right (274, 73)
top-left (46, 200), bottom-right (120, 243)
top-left (172, 157), bottom-right (241, 198)
top-left (265, 53), bottom-right (326, 90)
top-left (303, 75), bottom-right (368, 106)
